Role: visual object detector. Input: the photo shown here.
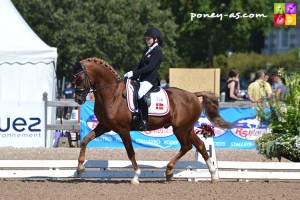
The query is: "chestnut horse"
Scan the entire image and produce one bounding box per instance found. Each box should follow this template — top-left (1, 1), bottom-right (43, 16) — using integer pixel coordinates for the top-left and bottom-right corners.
top-left (72, 57), bottom-right (231, 184)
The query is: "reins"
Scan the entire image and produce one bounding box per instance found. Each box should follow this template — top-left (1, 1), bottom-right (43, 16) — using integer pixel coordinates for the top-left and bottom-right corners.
top-left (92, 78), bottom-right (124, 93)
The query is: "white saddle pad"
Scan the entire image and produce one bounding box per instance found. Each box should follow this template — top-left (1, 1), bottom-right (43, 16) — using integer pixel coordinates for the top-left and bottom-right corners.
top-left (126, 79), bottom-right (170, 116)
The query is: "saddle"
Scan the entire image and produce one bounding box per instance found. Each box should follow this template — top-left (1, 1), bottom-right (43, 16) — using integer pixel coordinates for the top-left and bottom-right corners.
top-left (126, 79), bottom-right (170, 130)
top-left (126, 79), bottom-right (169, 115)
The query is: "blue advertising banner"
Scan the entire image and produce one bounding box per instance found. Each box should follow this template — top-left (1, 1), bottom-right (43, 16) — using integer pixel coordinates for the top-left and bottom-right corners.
top-left (206, 108), bottom-right (269, 149)
top-left (80, 102), bottom-right (269, 149)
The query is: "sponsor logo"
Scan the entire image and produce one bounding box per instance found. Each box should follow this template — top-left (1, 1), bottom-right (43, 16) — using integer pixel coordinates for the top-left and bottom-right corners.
top-left (85, 115), bottom-right (117, 135)
top-left (274, 2), bottom-right (296, 26)
top-left (140, 126), bottom-right (173, 138)
top-left (0, 117), bottom-right (41, 132)
top-left (232, 117), bottom-right (268, 140)
top-left (86, 115), bottom-right (99, 130)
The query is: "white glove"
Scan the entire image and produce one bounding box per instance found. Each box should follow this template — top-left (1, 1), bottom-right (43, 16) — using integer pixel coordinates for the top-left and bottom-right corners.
top-left (124, 71), bottom-right (133, 78)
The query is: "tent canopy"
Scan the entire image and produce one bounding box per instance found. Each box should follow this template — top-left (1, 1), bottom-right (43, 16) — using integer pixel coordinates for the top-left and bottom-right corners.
top-left (0, 0), bottom-right (57, 63)
top-left (0, 0), bottom-right (57, 101)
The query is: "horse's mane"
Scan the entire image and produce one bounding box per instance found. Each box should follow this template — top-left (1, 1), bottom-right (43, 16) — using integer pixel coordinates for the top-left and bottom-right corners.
top-left (83, 57), bottom-right (121, 80)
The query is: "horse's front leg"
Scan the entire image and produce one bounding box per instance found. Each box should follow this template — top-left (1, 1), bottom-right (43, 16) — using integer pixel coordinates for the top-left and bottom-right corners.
top-left (77, 124), bottom-right (110, 177)
top-left (119, 132), bottom-right (140, 184)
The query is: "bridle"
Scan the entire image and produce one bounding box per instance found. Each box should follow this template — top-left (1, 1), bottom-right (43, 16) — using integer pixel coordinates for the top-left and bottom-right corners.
top-left (73, 66), bottom-right (93, 99)
top-left (72, 63), bottom-right (123, 103)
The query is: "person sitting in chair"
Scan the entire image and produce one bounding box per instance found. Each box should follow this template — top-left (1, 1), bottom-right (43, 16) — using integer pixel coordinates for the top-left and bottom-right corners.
top-left (124, 27), bottom-right (164, 130)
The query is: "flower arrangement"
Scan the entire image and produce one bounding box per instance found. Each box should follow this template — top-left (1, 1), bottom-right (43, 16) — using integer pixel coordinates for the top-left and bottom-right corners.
top-left (255, 69), bottom-right (300, 162)
top-left (195, 123), bottom-right (215, 139)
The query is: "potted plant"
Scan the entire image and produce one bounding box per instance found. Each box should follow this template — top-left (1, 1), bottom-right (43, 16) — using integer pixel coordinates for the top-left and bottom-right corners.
top-left (255, 70), bottom-right (300, 162)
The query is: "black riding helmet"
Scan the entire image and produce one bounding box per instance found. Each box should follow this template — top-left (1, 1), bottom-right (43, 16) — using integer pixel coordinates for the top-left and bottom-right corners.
top-left (144, 27), bottom-right (161, 38)
top-left (144, 27), bottom-right (163, 46)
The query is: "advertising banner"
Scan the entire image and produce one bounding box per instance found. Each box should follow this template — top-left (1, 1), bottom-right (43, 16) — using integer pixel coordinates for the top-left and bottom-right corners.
top-left (0, 101), bottom-right (45, 147)
top-left (80, 102), bottom-right (268, 149)
top-left (198, 108), bottom-right (269, 149)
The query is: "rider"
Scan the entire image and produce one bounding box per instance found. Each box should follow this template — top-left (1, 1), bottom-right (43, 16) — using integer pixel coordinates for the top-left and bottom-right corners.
top-left (124, 27), bottom-right (164, 130)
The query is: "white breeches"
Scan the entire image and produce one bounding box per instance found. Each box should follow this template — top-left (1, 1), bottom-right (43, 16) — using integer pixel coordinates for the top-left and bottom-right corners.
top-left (138, 81), bottom-right (153, 99)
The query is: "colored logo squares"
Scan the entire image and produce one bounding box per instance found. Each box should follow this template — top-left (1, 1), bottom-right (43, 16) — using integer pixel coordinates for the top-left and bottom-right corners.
top-left (274, 2), bottom-right (296, 26)
top-left (274, 3), bottom-right (285, 14)
top-left (286, 2), bottom-right (297, 14)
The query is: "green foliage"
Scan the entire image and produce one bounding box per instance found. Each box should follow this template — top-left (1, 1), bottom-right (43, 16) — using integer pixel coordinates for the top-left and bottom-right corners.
top-left (214, 49), bottom-right (300, 79)
top-left (255, 70), bottom-right (300, 161)
top-left (11, 0), bottom-right (295, 83)
top-left (12, 0), bottom-right (178, 81)
top-left (12, 0), bottom-right (273, 81)
top-left (161, 0), bottom-right (272, 67)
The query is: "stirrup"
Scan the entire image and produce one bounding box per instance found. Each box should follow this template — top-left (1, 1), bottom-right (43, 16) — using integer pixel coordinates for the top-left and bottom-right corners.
top-left (139, 120), bottom-right (149, 131)
top-left (131, 112), bottom-right (141, 130)
top-left (132, 112), bottom-right (140, 121)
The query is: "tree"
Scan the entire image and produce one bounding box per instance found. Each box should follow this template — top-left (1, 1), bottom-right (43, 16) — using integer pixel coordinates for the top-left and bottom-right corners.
top-left (12, 0), bottom-right (178, 80)
top-left (161, 0), bottom-right (273, 67)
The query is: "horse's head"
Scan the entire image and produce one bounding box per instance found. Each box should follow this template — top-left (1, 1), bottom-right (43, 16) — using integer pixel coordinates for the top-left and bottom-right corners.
top-left (71, 58), bottom-right (123, 105)
top-left (71, 61), bottom-right (93, 105)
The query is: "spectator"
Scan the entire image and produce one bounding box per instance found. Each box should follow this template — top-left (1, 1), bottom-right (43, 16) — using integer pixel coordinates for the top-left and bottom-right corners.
top-left (264, 73), bottom-right (272, 86)
top-left (224, 68), bottom-right (243, 102)
top-left (248, 70), bottom-right (272, 103)
top-left (271, 71), bottom-right (283, 93)
top-left (263, 72), bottom-right (272, 91)
top-left (275, 77), bottom-right (289, 101)
top-left (63, 81), bottom-right (75, 119)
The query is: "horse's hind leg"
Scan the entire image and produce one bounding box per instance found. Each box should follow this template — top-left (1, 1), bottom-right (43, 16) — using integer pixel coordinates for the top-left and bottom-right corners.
top-left (165, 127), bottom-right (193, 181)
top-left (188, 129), bottom-right (219, 184)
top-left (77, 124), bottom-right (110, 177)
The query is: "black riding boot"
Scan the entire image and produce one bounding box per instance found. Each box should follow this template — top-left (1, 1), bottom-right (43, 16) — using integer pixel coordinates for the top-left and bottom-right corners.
top-left (138, 97), bottom-right (149, 131)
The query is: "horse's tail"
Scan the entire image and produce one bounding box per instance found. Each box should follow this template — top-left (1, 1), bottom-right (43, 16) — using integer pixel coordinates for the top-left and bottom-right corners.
top-left (194, 91), bottom-right (232, 129)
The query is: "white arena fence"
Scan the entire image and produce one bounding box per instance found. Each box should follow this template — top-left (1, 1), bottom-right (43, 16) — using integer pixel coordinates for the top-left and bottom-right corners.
top-left (0, 160), bottom-right (300, 181)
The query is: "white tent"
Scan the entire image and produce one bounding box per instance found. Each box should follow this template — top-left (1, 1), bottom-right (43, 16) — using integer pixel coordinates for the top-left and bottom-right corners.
top-left (0, 0), bottom-right (57, 101)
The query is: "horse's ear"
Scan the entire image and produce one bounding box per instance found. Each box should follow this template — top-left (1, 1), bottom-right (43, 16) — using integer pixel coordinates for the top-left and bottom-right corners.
top-left (69, 61), bottom-right (83, 75)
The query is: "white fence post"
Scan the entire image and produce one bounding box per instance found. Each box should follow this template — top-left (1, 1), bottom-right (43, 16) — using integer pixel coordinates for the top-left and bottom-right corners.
top-left (43, 92), bottom-right (48, 147)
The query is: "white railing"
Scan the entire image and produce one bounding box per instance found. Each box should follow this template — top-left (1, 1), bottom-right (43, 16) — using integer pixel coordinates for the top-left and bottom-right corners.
top-left (43, 92), bottom-right (80, 132)
top-left (1, 160), bottom-right (299, 181)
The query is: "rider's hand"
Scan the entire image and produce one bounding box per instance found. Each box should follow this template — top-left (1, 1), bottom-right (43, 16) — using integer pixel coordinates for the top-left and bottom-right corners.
top-left (124, 71), bottom-right (133, 78)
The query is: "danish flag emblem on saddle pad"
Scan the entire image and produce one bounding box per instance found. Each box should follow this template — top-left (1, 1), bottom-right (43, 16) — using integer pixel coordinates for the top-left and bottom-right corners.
top-left (126, 79), bottom-right (170, 116)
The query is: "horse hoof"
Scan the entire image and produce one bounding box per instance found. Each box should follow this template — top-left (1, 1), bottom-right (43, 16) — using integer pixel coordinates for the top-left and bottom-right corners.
top-left (77, 168), bottom-right (85, 177)
top-left (166, 173), bottom-right (173, 181)
top-left (131, 180), bottom-right (139, 185)
top-left (211, 179), bottom-right (220, 184)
